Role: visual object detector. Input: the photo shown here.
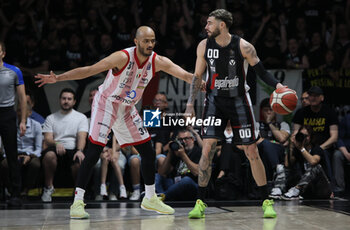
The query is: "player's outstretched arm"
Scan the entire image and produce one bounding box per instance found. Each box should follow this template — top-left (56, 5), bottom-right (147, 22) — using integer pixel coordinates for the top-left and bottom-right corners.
top-left (185, 39), bottom-right (207, 117)
top-left (35, 51), bottom-right (129, 87)
top-left (155, 55), bottom-right (193, 84)
top-left (240, 39), bottom-right (284, 89)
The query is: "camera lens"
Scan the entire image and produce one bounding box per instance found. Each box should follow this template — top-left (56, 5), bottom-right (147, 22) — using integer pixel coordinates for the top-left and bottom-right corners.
top-left (295, 132), bottom-right (305, 142)
top-left (169, 141), bottom-right (180, 151)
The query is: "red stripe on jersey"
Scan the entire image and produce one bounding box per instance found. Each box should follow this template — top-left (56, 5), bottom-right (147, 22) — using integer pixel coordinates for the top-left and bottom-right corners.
top-left (152, 52), bottom-right (157, 77)
top-left (89, 136), bottom-right (106, 147)
top-left (112, 50), bottom-right (130, 76)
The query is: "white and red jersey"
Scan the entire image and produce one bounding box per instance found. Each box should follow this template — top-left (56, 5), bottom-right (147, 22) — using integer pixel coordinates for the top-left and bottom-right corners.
top-left (98, 46), bottom-right (156, 106)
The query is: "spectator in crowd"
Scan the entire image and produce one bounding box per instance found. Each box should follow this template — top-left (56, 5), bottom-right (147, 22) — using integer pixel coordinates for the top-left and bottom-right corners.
top-left (13, 36), bottom-right (49, 77)
top-left (0, 41), bottom-right (27, 207)
top-left (64, 33), bottom-right (86, 70)
top-left (332, 113), bottom-right (350, 197)
top-left (215, 122), bottom-right (244, 200)
top-left (300, 91), bottom-right (310, 108)
top-left (270, 125), bottom-right (332, 200)
top-left (308, 31), bottom-right (327, 68)
top-left (158, 129), bottom-right (201, 201)
top-left (149, 93), bottom-right (171, 170)
top-left (256, 98), bottom-right (290, 181)
top-left (95, 133), bottom-right (127, 200)
top-left (0, 102), bottom-right (42, 197)
top-left (291, 86), bottom-right (338, 183)
top-left (84, 87), bottom-right (98, 119)
top-left (334, 23), bottom-right (350, 61)
top-left (41, 88), bottom-right (89, 202)
top-left (26, 89), bottom-right (45, 124)
top-left (285, 37), bottom-right (310, 69)
top-left (292, 16), bottom-right (309, 50)
top-left (252, 17), bottom-right (285, 68)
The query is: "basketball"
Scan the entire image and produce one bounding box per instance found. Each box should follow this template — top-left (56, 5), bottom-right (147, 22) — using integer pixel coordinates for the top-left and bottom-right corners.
top-left (269, 88), bottom-right (298, 115)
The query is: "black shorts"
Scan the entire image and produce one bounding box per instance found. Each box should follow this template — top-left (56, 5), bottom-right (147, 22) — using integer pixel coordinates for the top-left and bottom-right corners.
top-left (41, 146), bottom-right (80, 166)
top-left (201, 93), bottom-right (259, 145)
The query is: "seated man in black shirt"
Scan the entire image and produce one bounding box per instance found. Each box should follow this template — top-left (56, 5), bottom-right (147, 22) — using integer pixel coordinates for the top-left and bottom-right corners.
top-left (158, 129), bottom-right (201, 201)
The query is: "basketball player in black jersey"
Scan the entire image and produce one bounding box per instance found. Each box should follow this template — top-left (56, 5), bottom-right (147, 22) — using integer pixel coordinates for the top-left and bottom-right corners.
top-left (186, 9), bottom-right (288, 218)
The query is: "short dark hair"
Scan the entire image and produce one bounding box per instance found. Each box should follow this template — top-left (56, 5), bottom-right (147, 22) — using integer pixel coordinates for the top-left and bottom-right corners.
top-left (59, 88), bottom-right (76, 100)
top-left (89, 86), bottom-right (98, 93)
top-left (209, 9), bottom-right (233, 28)
top-left (0, 41), bottom-right (5, 52)
top-left (260, 98), bottom-right (271, 109)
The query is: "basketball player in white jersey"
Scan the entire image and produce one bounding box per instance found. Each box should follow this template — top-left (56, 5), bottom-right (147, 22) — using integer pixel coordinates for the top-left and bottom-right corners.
top-left (35, 26), bottom-right (194, 219)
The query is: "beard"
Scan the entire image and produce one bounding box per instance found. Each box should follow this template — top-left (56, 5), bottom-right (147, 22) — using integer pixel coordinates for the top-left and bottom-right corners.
top-left (208, 28), bottom-right (221, 38)
top-left (61, 104), bottom-right (73, 112)
top-left (137, 44), bottom-right (152, 57)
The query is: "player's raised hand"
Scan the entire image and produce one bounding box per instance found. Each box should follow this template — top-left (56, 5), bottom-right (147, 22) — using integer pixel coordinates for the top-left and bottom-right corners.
top-left (35, 71), bottom-right (58, 87)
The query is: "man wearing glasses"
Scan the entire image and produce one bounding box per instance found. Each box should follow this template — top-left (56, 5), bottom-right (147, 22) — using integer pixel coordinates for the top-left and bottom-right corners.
top-left (157, 129), bottom-right (201, 201)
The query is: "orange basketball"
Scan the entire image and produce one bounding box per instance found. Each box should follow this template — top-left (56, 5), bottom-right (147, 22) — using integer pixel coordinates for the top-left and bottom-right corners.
top-left (269, 88), bottom-right (298, 115)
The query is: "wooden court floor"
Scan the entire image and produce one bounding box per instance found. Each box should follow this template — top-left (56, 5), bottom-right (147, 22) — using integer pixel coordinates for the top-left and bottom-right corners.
top-left (0, 199), bottom-right (350, 229)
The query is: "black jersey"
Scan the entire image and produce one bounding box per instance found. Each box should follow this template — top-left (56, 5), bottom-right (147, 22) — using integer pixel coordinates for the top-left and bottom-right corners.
top-left (204, 35), bottom-right (249, 97)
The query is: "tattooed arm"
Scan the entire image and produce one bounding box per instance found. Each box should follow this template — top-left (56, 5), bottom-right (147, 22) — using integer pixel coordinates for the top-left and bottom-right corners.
top-left (185, 39), bottom-right (207, 117)
top-left (240, 39), bottom-right (284, 89)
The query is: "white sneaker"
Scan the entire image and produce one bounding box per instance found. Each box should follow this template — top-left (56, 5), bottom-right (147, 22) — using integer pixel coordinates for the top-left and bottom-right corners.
top-left (130, 190), bottom-right (140, 201)
top-left (119, 186), bottom-right (127, 199)
top-left (282, 187), bottom-right (301, 200)
top-left (100, 184), bottom-right (108, 196)
top-left (269, 188), bottom-right (282, 199)
top-left (41, 186), bottom-right (54, 202)
top-left (109, 194), bottom-right (117, 201)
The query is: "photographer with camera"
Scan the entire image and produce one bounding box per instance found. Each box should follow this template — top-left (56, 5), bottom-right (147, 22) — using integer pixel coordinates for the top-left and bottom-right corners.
top-left (157, 129), bottom-right (201, 201)
top-left (270, 125), bottom-right (332, 200)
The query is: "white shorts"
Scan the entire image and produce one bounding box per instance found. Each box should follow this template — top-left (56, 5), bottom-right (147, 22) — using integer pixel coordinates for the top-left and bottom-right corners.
top-left (89, 92), bottom-right (150, 148)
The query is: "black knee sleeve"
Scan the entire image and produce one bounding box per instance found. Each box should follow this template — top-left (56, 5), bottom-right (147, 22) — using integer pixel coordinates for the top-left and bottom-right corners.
top-left (76, 140), bottom-right (104, 189)
top-left (134, 141), bottom-right (156, 185)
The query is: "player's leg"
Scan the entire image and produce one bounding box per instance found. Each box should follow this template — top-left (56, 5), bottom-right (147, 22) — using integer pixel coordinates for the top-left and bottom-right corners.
top-left (189, 94), bottom-right (225, 219)
top-left (113, 105), bottom-right (174, 214)
top-left (188, 138), bottom-right (217, 219)
top-left (70, 97), bottom-right (116, 219)
top-left (233, 93), bottom-right (276, 218)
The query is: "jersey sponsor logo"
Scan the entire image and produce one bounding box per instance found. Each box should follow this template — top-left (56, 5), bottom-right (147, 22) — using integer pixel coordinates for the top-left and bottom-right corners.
top-left (147, 63), bottom-right (151, 70)
top-left (126, 90), bottom-right (136, 99)
top-left (210, 73), bottom-right (219, 89)
top-left (229, 59), bottom-right (235, 66)
top-left (214, 76), bottom-right (239, 90)
top-left (111, 95), bottom-right (133, 104)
